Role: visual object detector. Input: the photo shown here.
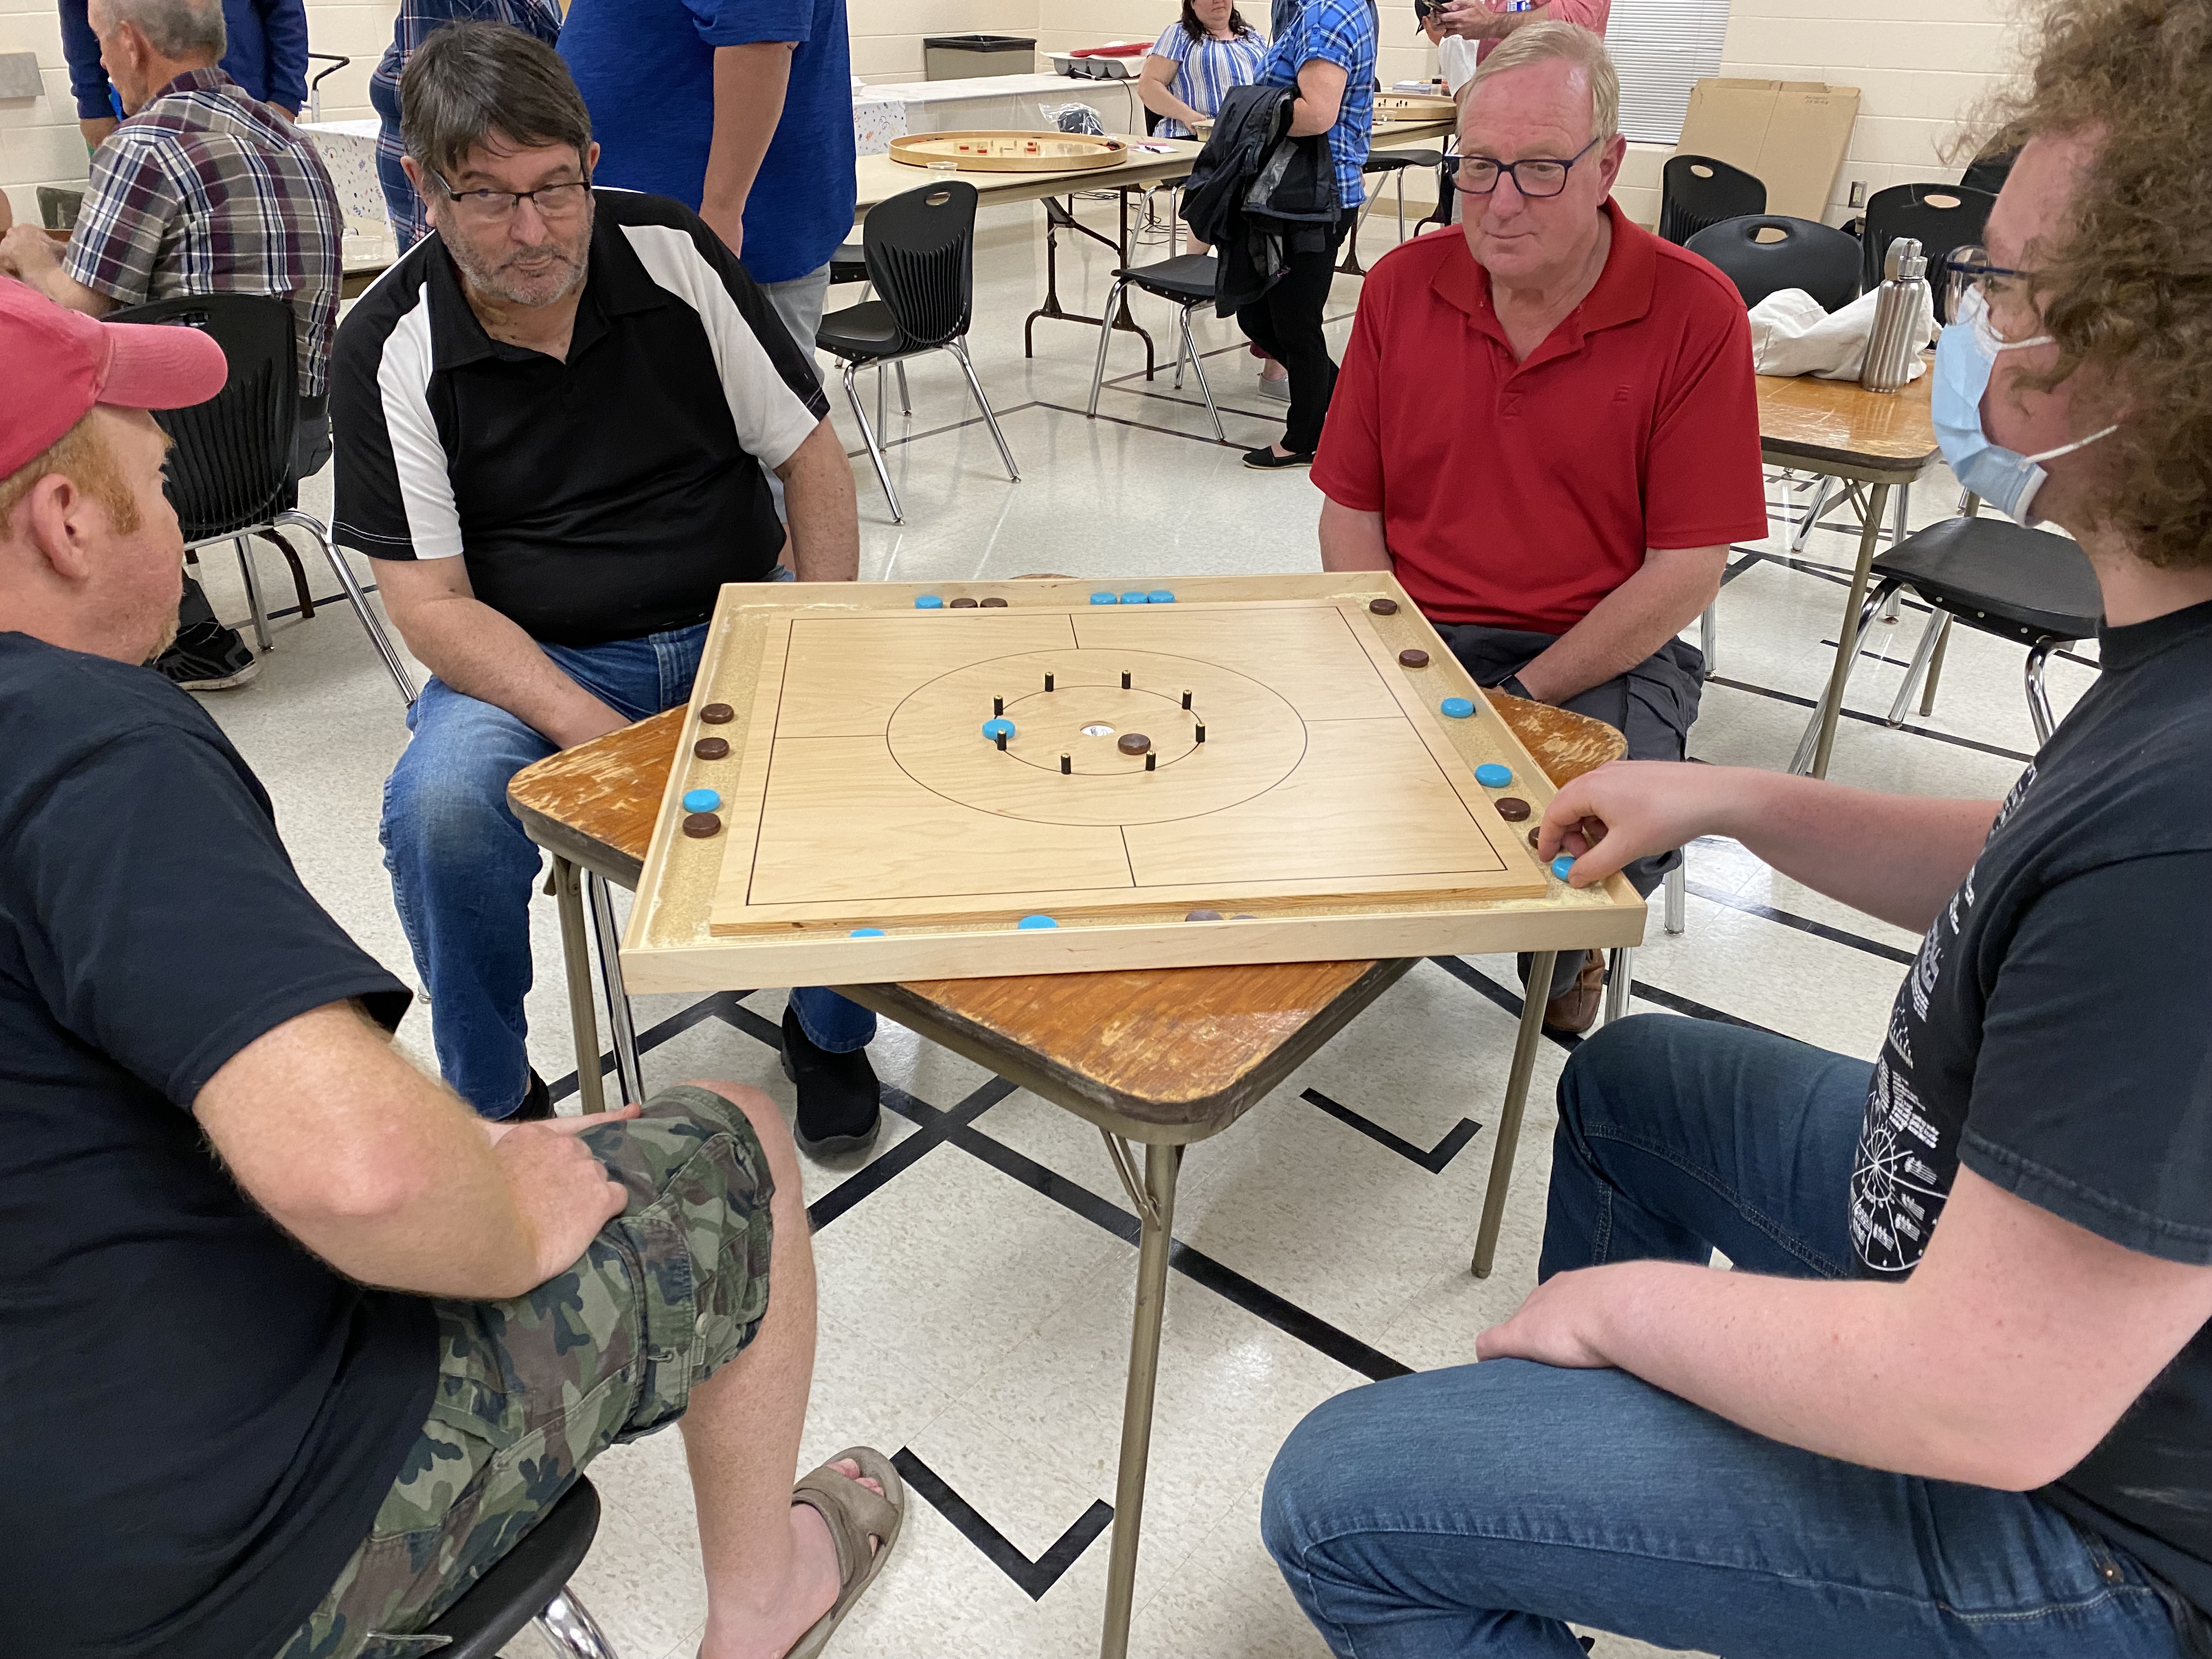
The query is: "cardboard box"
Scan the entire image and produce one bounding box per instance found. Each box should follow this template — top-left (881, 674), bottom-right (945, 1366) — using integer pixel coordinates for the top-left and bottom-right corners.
top-left (1676, 79), bottom-right (1861, 222)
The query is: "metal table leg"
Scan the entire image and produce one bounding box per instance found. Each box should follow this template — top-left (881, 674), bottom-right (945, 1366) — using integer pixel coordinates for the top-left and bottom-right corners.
top-left (1097, 1135), bottom-right (1185, 1659)
top-left (1472, 950), bottom-right (1556, 1278)
top-left (1024, 191), bottom-right (1158, 369)
top-left (550, 857), bottom-right (605, 1117)
top-left (1800, 481), bottom-right (1895, 780)
top-left (585, 869), bottom-right (645, 1107)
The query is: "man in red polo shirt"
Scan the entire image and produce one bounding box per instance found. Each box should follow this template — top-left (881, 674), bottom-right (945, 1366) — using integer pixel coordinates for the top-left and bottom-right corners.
top-left (1313, 19), bottom-right (1767, 1031)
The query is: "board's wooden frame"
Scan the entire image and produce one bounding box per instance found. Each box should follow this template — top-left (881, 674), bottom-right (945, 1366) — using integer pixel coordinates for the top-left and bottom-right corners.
top-left (620, 574), bottom-right (1645, 994)
top-left (888, 131), bottom-right (1128, 172)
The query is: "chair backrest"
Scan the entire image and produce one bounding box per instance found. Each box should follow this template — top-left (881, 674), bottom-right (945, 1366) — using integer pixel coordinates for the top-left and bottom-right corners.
top-left (108, 294), bottom-right (298, 542)
top-left (862, 180), bottom-right (979, 353)
top-left (1658, 154), bottom-right (1766, 246)
top-left (1859, 182), bottom-right (1996, 321)
top-left (1685, 213), bottom-right (1863, 312)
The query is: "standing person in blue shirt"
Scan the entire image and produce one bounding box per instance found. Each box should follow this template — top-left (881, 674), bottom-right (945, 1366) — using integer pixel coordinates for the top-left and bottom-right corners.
top-left (59, 0), bottom-right (306, 148)
top-left (558, 0), bottom-right (856, 363)
top-left (1240, 0), bottom-right (1375, 472)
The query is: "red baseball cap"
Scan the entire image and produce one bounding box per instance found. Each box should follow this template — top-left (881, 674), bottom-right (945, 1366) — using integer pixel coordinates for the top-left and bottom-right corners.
top-left (0, 276), bottom-right (229, 478)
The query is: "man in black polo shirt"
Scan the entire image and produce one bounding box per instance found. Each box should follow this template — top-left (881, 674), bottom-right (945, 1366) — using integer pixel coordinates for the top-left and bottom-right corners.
top-left (335, 26), bottom-right (882, 1148)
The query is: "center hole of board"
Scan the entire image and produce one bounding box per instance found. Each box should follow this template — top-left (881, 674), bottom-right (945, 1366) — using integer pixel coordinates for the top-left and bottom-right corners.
top-left (1080, 723), bottom-right (1116, 737)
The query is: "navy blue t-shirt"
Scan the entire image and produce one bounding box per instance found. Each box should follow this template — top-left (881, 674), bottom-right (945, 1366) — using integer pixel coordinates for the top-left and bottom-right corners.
top-left (61, 0), bottom-right (310, 116)
top-left (559, 0), bottom-right (856, 285)
top-left (0, 634), bottom-right (433, 1659)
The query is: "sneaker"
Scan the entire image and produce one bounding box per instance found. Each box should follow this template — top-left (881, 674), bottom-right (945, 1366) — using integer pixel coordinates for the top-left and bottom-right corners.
top-left (1256, 376), bottom-right (1290, 402)
top-left (506, 1069), bottom-right (556, 1122)
top-left (780, 1004), bottom-right (882, 1158)
top-left (1243, 444), bottom-right (1313, 470)
top-left (156, 622), bottom-right (259, 691)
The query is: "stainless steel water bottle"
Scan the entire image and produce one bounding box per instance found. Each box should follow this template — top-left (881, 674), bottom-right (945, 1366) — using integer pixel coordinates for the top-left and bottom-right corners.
top-left (1859, 236), bottom-right (1929, 393)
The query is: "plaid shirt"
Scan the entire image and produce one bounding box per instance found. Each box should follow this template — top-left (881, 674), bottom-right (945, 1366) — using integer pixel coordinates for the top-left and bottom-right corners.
top-left (1259, 0), bottom-right (1376, 207)
top-left (369, 0), bottom-right (563, 252)
top-left (66, 67), bottom-right (342, 396)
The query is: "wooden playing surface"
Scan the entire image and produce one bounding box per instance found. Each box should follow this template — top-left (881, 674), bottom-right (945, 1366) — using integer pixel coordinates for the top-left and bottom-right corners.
top-left (620, 575), bottom-right (1643, 993)
top-left (890, 130), bottom-right (1128, 172)
top-left (1757, 366), bottom-right (1941, 476)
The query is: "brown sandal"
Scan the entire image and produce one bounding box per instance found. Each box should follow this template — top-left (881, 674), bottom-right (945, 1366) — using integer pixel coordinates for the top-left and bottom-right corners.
top-left (783, 1446), bottom-right (905, 1659)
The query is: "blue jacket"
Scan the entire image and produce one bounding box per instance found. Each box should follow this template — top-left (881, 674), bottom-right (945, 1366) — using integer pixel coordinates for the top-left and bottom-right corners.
top-left (60, 0), bottom-right (310, 117)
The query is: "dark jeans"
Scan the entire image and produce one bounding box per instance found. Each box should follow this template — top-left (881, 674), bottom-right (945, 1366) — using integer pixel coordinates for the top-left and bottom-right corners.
top-left (1235, 207), bottom-right (1360, 454)
top-left (1261, 1015), bottom-right (2195, 1659)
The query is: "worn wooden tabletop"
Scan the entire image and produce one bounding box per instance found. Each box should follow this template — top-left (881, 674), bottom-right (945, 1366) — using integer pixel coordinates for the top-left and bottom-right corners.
top-left (1756, 366), bottom-right (1941, 476)
top-left (510, 692), bottom-right (1625, 1134)
top-left (856, 137), bottom-right (1203, 215)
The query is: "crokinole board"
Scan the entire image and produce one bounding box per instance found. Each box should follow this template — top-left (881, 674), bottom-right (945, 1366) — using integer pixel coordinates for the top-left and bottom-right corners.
top-left (888, 131), bottom-right (1129, 172)
top-left (620, 574), bottom-right (1645, 992)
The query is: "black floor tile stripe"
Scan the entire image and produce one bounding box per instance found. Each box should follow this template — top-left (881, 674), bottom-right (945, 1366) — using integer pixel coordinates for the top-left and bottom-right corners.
top-left (1617, 981), bottom-right (1781, 1035)
top-left (891, 1447), bottom-right (1115, 1601)
top-left (809, 1076), bottom-right (1019, 1232)
top-left (1424, 955), bottom-right (1581, 1054)
top-left (546, 989), bottom-right (757, 1103)
top-left (1300, 1087), bottom-right (1482, 1174)
top-left (1703, 674), bottom-right (2036, 764)
top-left (1684, 882), bottom-right (1915, 965)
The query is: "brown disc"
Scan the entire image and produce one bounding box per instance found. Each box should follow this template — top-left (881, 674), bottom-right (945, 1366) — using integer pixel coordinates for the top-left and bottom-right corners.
top-left (979, 596), bottom-right (1008, 607)
top-left (693, 736), bottom-right (731, 760)
top-left (1116, 732), bottom-right (1152, 756)
top-left (682, 812), bottom-right (722, 839)
top-left (949, 596), bottom-right (979, 608)
top-left (1368, 596), bottom-right (1400, 615)
top-left (1494, 796), bottom-right (1531, 822)
top-left (698, 703), bottom-right (734, 724)
top-left (1398, 648), bottom-right (1430, 668)
top-left (1185, 908), bottom-right (1224, 922)
top-left (1527, 826), bottom-right (1543, 848)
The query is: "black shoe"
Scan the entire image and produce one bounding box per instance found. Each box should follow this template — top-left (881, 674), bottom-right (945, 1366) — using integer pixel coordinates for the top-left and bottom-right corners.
top-left (1242, 443), bottom-right (1313, 470)
top-left (156, 620), bottom-right (259, 690)
top-left (506, 1068), bottom-right (555, 1122)
top-left (780, 1005), bottom-right (881, 1159)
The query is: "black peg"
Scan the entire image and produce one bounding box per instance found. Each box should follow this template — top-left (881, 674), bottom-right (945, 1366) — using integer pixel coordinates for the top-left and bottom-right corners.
top-left (1145, 753), bottom-right (1156, 771)
top-left (1060, 753), bottom-right (1072, 775)
top-left (1195, 723), bottom-right (1206, 744)
top-left (993, 696), bottom-right (1003, 717)
top-left (996, 730), bottom-right (1007, 751)
top-left (1045, 672), bottom-right (1054, 692)
top-left (1181, 689), bottom-right (1192, 709)
top-left (1121, 670), bottom-right (1132, 690)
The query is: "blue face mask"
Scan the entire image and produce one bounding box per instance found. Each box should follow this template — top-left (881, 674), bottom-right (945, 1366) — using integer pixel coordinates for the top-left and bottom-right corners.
top-left (1932, 287), bottom-right (2115, 525)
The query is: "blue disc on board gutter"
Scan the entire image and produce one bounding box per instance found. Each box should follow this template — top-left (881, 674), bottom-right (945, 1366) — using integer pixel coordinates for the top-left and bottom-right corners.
top-left (915, 594), bottom-right (944, 608)
top-left (850, 928), bottom-right (887, 938)
top-left (1475, 763), bottom-right (1513, 788)
top-left (1121, 590), bottom-right (1150, 605)
top-left (1147, 589), bottom-right (1176, 604)
top-left (1551, 855), bottom-right (1576, 881)
top-left (981, 717), bottom-right (1015, 741)
top-left (1017, 914), bottom-right (1059, 929)
top-left (1440, 696), bottom-right (1475, 719)
top-left (681, 788), bottom-right (720, 812)
top-left (1090, 591), bottom-right (1119, 605)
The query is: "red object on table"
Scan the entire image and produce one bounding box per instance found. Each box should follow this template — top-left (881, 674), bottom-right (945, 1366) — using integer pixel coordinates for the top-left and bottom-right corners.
top-left (1071, 42), bottom-right (1150, 55)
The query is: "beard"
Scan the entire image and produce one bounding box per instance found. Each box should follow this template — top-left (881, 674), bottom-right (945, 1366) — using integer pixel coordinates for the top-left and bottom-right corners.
top-left (143, 606), bottom-right (178, 663)
top-left (446, 217), bottom-right (592, 309)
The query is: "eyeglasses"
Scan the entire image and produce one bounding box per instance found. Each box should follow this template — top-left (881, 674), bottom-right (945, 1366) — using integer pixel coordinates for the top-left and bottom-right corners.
top-left (1944, 245), bottom-right (2039, 340)
top-left (433, 173), bottom-right (592, 224)
top-left (1449, 137), bottom-right (1603, 199)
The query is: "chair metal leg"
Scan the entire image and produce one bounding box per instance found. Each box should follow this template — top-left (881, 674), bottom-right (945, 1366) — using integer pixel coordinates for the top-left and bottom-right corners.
top-left (1602, 946), bottom-right (1634, 1026)
top-left (1098, 1137), bottom-right (1184, 1659)
top-left (585, 870), bottom-right (645, 1108)
top-left (1792, 484), bottom-right (1894, 778)
top-left (947, 337), bottom-right (1020, 482)
top-left (877, 360), bottom-right (887, 435)
top-left (1917, 614), bottom-right (1953, 716)
top-left (895, 360), bottom-right (911, 415)
top-left (1394, 163), bottom-right (1408, 241)
top-left (550, 857), bottom-right (605, 1118)
top-left (1181, 305), bottom-right (1226, 445)
top-left (1791, 476), bottom-right (1838, 551)
top-left (843, 359), bottom-right (902, 523)
top-left (1473, 949), bottom-right (1555, 1278)
top-left (1087, 277), bottom-right (1133, 417)
top-left (1698, 601), bottom-right (1718, 679)
top-left (275, 510), bottom-right (417, 704)
top-left (1664, 859), bottom-right (1686, 934)
top-left (1884, 604), bottom-right (1948, 726)
top-left (233, 535), bottom-right (272, 652)
top-left (2024, 642), bottom-right (2059, 746)
top-left (534, 1587), bottom-right (620, 1659)
top-left (1892, 481), bottom-right (1911, 547)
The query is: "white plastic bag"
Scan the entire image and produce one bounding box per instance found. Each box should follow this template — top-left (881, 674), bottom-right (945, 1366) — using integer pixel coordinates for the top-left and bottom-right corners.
top-left (1747, 285), bottom-right (1936, 381)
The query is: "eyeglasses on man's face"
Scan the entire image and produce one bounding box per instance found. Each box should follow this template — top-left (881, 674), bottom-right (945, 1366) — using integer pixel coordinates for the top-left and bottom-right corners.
top-left (435, 174), bottom-right (593, 225)
top-left (1449, 137), bottom-right (1604, 199)
top-left (1943, 246), bottom-right (2044, 344)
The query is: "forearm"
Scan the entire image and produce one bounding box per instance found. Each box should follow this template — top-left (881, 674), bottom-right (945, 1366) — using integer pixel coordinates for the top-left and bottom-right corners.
top-left (1138, 73), bottom-right (1206, 129)
top-left (1515, 549), bottom-right (1719, 704)
top-left (7, 245), bottom-right (115, 315)
top-left (1319, 499), bottom-right (1392, 570)
top-left (381, 580), bottom-right (627, 747)
top-left (778, 422), bottom-right (860, 581)
top-left (700, 42), bottom-right (794, 253)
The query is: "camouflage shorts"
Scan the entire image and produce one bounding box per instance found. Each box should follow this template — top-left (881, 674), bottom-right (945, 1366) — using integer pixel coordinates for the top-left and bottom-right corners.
top-left (275, 1085), bottom-right (777, 1659)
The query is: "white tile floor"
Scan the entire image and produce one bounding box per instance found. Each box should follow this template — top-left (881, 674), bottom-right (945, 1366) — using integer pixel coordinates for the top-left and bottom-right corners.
top-left (189, 197), bottom-right (2095, 1659)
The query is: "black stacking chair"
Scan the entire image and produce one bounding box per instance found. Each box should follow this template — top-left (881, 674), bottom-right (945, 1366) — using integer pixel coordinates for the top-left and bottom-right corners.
top-left (1086, 253), bottom-right (1227, 442)
top-left (415, 1477), bottom-right (619, 1658)
top-left (1860, 183), bottom-right (1996, 320)
top-left (111, 294), bottom-right (416, 703)
top-left (1685, 214), bottom-right (1862, 312)
top-left (1788, 515), bottom-right (2102, 771)
top-left (816, 180), bottom-right (1018, 524)
top-left (1339, 150), bottom-right (1444, 274)
top-left (1658, 154), bottom-right (1766, 246)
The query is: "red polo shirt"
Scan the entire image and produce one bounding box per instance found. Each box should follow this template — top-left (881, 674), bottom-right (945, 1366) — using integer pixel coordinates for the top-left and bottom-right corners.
top-left (1313, 199), bottom-right (1768, 631)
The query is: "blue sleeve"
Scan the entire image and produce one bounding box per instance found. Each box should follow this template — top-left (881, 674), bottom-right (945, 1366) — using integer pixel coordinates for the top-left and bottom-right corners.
top-left (257, 0), bottom-right (312, 112)
top-left (682, 0), bottom-right (814, 47)
top-left (1152, 24), bottom-right (1192, 60)
top-left (59, 0), bottom-right (115, 121)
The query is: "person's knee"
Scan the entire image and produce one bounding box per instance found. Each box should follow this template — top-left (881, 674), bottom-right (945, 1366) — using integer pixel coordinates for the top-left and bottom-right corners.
top-left (1263, 1378), bottom-right (1409, 1570)
top-left (680, 1079), bottom-right (803, 1213)
top-left (1557, 1013), bottom-right (1686, 1135)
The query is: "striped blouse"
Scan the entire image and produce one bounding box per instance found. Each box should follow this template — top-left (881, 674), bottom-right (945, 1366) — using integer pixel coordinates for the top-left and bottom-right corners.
top-left (1147, 23), bottom-right (1269, 139)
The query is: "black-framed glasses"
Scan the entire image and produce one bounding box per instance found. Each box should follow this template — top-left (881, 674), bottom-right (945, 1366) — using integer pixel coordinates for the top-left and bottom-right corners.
top-left (433, 172), bottom-right (593, 223)
top-left (1943, 245), bottom-right (2047, 342)
top-left (1449, 137), bottom-right (1603, 199)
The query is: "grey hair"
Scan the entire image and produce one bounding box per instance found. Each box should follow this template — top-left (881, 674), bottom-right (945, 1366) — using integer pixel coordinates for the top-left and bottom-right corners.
top-left (1465, 19), bottom-right (1621, 143)
top-left (94, 0), bottom-right (225, 59)
top-left (400, 23), bottom-right (592, 182)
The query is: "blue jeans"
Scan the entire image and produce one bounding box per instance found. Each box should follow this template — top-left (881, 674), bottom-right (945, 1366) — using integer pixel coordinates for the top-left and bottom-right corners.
top-left (1262, 1015), bottom-right (2191, 1659)
top-left (380, 618), bottom-right (874, 1118)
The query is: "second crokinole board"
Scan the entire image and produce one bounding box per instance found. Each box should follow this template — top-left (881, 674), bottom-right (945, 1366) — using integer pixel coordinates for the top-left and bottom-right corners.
top-left (620, 575), bottom-right (1646, 991)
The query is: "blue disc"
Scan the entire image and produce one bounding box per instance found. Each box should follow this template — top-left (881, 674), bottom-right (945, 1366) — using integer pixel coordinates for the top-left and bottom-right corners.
top-left (1440, 696), bottom-right (1476, 719)
top-left (1147, 589), bottom-right (1176, 604)
top-left (1475, 763), bottom-right (1513, 788)
top-left (915, 594), bottom-right (944, 609)
top-left (849, 927), bottom-right (886, 938)
top-left (1550, 855), bottom-right (1576, 881)
top-left (1090, 591), bottom-right (1119, 605)
top-left (1120, 590), bottom-right (1150, 605)
top-left (681, 788), bottom-right (720, 812)
top-left (981, 717), bottom-right (1015, 741)
top-left (1017, 914), bottom-right (1059, 930)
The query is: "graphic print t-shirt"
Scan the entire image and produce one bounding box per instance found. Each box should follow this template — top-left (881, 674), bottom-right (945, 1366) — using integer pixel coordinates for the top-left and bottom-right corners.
top-left (1848, 598), bottom-right (2212, 1620)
